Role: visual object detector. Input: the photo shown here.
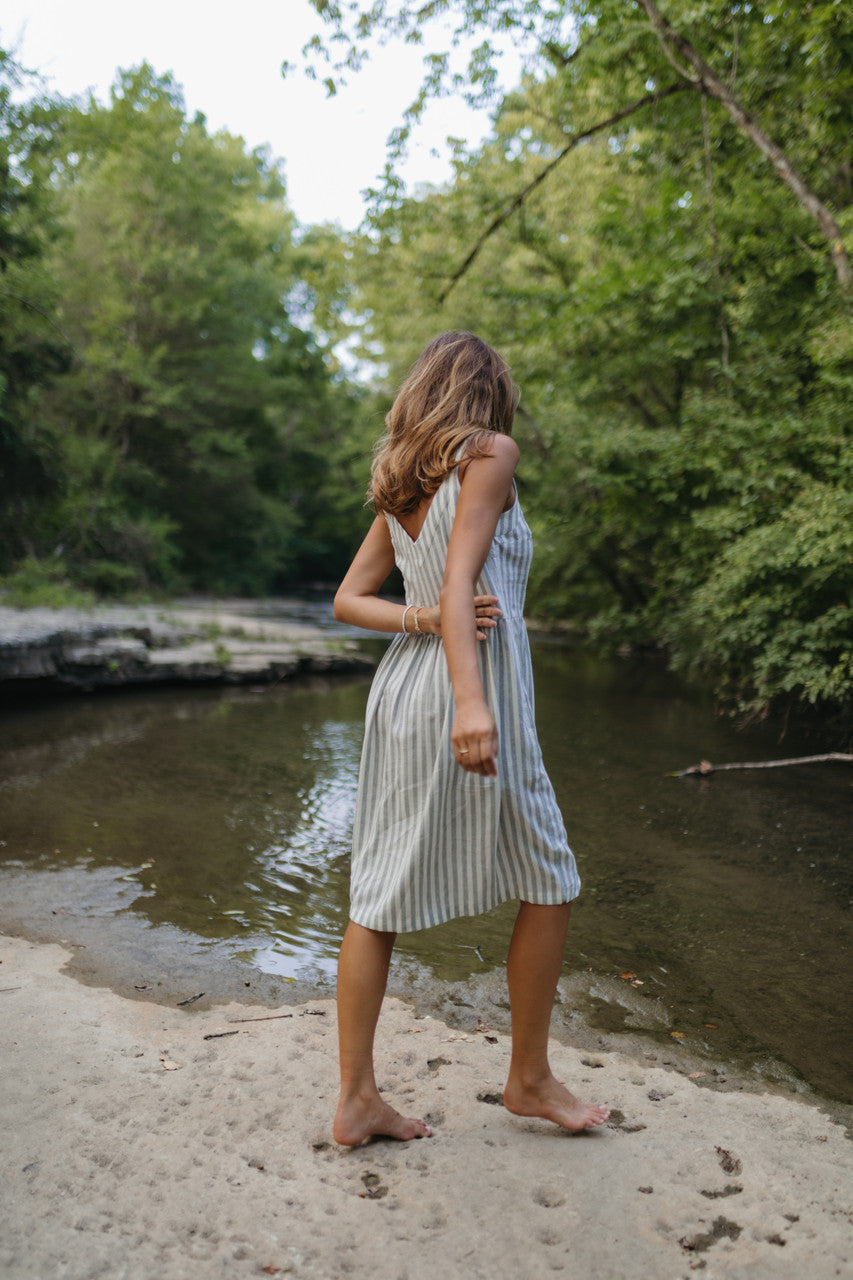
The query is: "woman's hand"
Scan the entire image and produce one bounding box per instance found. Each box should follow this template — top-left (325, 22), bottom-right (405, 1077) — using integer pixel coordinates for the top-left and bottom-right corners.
top-left (451, 700), bottom-right (498, 776)
top-left (418, 594), bottom-right (500, 641)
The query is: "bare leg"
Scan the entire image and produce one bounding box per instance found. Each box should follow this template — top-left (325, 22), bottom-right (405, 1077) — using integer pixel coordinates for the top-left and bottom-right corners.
top-left (333, 921), bottom-right (432, 1146)
top-left (503, 902), bottom-right (610, 1131)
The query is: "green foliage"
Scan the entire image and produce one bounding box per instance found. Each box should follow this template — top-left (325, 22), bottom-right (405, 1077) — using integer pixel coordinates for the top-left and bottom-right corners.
top-left (0, 51), bottom-right (72, 571)
top-left (0, 556), bottom-right (95, 609)
top-left (213, 641), bottom-right (233, 666)
top-left (310, 2), bottom-right (852, 718)
top-left (675, 482), bottom-right (853, 715)
top-left (3, 11), bottom-right (852, 722)
top-left (1, 57), bottom-right (366, 598)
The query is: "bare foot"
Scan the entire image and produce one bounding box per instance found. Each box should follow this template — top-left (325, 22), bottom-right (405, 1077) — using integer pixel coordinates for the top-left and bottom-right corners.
top-left (333, 1093), bottom-right (433, 1147)
top-left (503, 1074), bottom-right (610, 1132)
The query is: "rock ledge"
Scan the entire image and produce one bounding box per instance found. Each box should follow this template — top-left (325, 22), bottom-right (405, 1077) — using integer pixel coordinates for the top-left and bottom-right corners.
top-left (0, 600), bottom-right (374, 693)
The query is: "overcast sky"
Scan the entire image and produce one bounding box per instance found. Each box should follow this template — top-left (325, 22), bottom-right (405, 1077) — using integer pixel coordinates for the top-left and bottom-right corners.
top-left (2, 0), bottom-right (523, 228)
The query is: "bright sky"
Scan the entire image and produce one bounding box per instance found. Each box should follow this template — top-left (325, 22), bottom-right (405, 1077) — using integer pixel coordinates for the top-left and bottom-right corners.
top-left (2, 0), bottom-right (523, 229)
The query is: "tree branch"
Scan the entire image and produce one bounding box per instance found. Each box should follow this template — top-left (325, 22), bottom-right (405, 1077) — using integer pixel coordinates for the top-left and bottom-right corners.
top-left (637, 0), bottom-right (851, 294)
top-left (543, 33), bottom-right (597, 71)
top-left (672, 753), bottom-right (853, 778)
top-left (438, 82), bottom-right (689, 303)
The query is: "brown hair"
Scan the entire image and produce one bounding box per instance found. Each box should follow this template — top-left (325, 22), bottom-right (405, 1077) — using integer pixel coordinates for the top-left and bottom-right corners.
top-left (369, 331), bottom-right (519, 516)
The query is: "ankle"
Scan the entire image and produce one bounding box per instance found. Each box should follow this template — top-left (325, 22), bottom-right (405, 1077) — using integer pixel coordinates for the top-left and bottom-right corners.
top-left (338, 1081), bottom-right (379, 1106)
top-left (507, 1061), bottom-right (553, 1092)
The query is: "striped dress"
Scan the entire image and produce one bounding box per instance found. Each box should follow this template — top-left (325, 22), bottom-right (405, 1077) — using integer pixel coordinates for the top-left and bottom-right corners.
top-left (349, 464), bottom-right (581, 933)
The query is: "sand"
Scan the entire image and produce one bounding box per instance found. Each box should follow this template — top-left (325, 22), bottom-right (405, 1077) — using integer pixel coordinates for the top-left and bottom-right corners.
top-left (2, 932), bottom-right (850, 1280)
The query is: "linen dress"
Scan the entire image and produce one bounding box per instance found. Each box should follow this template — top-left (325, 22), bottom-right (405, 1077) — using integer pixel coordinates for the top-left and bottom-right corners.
top-left (349, 464), bottom-right (580, 933)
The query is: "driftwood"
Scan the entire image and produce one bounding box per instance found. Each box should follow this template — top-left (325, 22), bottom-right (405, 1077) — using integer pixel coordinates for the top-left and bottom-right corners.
top-left (672, 752), bottom-right (853, 778)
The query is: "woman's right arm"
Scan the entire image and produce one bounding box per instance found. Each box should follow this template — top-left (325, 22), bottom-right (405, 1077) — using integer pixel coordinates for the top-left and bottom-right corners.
top-left (334, 515), bottom-right (501, 638)
top-left (333, 516), bottom-right (408, 634)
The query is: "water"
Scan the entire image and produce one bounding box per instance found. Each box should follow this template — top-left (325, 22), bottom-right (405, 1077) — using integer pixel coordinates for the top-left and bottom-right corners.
top-left (1, 635), bottom-right (850, 1104)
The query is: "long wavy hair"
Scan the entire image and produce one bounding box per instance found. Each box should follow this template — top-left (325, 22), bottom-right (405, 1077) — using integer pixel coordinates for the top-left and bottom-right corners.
top-left (369, 331), bottom-right (519, 516)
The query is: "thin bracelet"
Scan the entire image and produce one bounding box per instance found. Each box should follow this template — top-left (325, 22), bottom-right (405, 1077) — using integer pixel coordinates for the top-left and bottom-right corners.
top-left (413, 607), bottom-right (423, 633)
top-left (401, 604), bottom-right (416, 633)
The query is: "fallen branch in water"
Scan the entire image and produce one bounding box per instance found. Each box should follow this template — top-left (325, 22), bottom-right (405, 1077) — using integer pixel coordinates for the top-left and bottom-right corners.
top-left (672, 752), bottom-right (853, 778)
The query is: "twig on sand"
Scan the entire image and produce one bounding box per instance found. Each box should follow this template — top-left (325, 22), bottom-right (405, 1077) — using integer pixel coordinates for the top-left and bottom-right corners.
top-left (0, 986), bottom-right (22, 993)
top-left (176, 991), bottom-right (205, 1006)
top-left (226, 1012), bottom-right (294, 1024)
top-left (203, 1030), bottom-right (240, 1041)
top-left (671, 752), bottom-right (852, 778)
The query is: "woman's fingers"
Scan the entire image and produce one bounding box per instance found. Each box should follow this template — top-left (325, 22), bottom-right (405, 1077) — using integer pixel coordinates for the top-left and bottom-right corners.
top-left (474, 594), bottom-right (501, 641)
top-left (474, 595), bottom-right (501, 620)
top-left (466, 754), bottom-right (497, 777)
top-left (457, 754), bottom-right (492, 776)
top-left (453, 734), bottom-right (498, 776)
top-left (466, 757), bottom-right (496, 777)
top-left (428, 596), bottom-right (500, 640)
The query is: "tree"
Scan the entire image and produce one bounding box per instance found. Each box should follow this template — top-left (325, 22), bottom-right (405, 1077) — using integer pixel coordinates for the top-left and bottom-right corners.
top-left (6, 64), bottom-right (365, 595)
top-left (296, 3), bottom-right (853, 719)
top-left (0, 49), bottom-right (71, 574)
top-left (302, 2), bottom-right (852, 293)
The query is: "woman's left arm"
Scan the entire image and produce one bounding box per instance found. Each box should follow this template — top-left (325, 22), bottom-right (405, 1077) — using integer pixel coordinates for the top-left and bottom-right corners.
top-left (440, 434), bottom-right (520, 776)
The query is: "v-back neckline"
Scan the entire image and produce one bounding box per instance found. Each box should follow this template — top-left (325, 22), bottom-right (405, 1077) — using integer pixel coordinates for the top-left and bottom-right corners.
top-left (389, 467), bottom-right (518, 549)
top-left (389, 470), bottom-right (455, 547)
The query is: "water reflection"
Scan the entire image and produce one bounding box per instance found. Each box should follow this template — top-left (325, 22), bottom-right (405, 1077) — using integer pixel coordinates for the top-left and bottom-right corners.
top-left (1, 646), bottom-right (850, 1102)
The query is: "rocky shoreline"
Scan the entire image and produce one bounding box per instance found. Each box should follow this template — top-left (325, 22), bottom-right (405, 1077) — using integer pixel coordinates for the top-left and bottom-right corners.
top-left (0, 598), bottom-right (374, 693)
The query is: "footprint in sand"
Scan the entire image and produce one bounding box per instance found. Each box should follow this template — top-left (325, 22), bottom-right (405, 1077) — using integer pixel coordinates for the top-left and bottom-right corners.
top-left (476, 1090), bottom-right (504, 1106)
top-left (532, 1186), bottom-right (567, 1209)
top-left (359, 1171), bottom-right (389, 1200)
top-left (420, 1204), bottom-right (448, 1230)
top-left (679, 1215), bottom-right (743, 1254)
top-left (606, 1109), bottom-right (647, 1133)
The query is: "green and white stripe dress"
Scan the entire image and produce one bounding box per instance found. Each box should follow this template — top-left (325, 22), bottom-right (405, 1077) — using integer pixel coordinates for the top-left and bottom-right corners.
top-left (349, 464), bottom-right (581, 933)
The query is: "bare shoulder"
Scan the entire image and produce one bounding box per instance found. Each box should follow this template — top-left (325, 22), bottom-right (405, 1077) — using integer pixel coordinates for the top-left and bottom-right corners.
top-left (459, 432), bottom-right (519, 482)
top-left (483, 432), bottom-right (520, 467)
top-left (371, 511), bottom-right (393, 540)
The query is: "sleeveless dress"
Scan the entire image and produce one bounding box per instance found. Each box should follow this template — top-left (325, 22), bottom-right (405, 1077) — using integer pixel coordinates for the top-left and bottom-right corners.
top-left (348, 465), bottom-right (581, 933)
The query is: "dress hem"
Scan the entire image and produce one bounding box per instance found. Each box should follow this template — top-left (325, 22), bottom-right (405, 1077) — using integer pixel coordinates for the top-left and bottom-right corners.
top-left (349, 881), bottom-right (581, 935)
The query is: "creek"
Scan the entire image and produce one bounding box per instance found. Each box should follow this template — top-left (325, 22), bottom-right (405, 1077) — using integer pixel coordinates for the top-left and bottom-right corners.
top-left (1, 620), bottom-right (850, 1104)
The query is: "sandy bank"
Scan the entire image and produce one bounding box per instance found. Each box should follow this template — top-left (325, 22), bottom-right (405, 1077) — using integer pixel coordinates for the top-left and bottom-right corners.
top-left (2, 933), bottom-right (850, 1280)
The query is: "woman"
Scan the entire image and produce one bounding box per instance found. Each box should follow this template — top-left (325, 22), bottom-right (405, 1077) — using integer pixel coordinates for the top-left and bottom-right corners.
top-left (332, 332), bottom-right (609, 1145)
